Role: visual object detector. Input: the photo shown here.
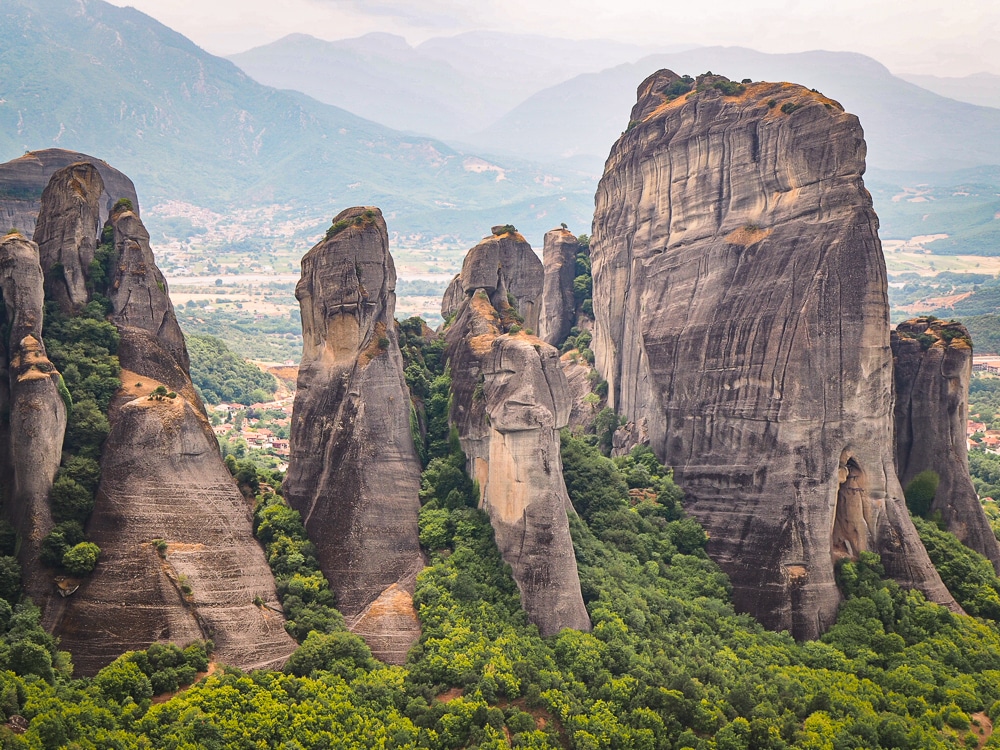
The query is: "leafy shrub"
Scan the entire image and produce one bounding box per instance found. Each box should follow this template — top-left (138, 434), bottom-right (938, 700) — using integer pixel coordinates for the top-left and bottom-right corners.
top-left (62, 542), bottom-right (100, 576)
top-left (780, 101), bottom-right (803, 114)
top-left (492, 224), bottom-right (517, 236)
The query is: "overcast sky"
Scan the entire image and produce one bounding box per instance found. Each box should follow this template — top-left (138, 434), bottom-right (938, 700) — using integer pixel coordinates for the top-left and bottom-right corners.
top-left (107, 0), bottom-right (1000, 77)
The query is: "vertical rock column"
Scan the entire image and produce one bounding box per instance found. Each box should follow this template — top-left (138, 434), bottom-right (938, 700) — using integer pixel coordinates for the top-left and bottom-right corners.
top-left (892, 318), bottom-right (1000, 571)
top-left (33, 162), bottom-right (105, 312)
top-left (590, 70), bottom-right (956, 638)
top-left (0, 232), bottom-right (67, 602)
top-left (285, 206), bottom-right (424, 664)
top-left (42, 187), bottom-right (295, 675)
top-left (539, 227), bottom-right (579, 347)
top-left (444, 232), bottom-right (590, 636)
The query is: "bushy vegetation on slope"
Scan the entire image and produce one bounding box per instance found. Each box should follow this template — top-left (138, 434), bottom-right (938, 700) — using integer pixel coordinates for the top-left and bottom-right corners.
top-left (186, 333), bottom-right (278, 405)
top-left (7, 316), bottom-right (1000, 747)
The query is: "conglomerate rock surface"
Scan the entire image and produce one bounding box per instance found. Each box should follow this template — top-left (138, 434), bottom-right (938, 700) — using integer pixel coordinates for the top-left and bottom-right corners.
top-left (284, 207), bottom-right (424, 664)
top-left (0, 232), bottom-right (66, 602)
top-left (445, 283), bottom-right (591, 636)
top-left (590, 70), bottom-right (956, 638)
top-left (892, 318), bottom-right (1000, 571)
top-left (0, 149), bottom-right (138, 236)
top-left (43, 200), bottom-right (294, 675)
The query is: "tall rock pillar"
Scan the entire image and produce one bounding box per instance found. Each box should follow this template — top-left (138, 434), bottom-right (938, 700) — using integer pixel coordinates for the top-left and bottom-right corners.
top-left (892, 318), bottom-right (1000, 571)
top-left (590, 70), bottom-right (956, 638)
top-left (285, 206), bottom-right (424, 664)
top-left (444, 231), bottom-right (591, 636)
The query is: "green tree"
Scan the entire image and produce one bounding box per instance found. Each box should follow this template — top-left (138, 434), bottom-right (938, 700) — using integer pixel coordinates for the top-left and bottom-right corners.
top-left (62, 542), bottom-right (100, 576)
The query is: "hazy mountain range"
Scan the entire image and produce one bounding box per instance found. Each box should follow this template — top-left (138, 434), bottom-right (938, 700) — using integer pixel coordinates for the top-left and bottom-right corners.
top-left (0, 0), bottom-right (597, 245)
top-left (228, 32), bottom-right (683, 139)
top-left (1, 0), bottom-right (998, 252)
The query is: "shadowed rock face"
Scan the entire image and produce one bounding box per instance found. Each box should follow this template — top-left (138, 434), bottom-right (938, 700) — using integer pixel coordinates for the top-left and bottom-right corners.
top-left (445, 287), bottom-right (591, 636)
top-left (892, 319), bottom-right (1000, 571)
top-left (539, 228), bottom-right (579, 347)
top-left (453, 230), bottom-right (543, 334)
top-left (590, 70), bottom-right (956, 639)
top-left (0, 233), bottom-right (66, 602)
top-left (284, 206), bottom-right (424, 664)
top-left (0, 149), bottom-right (138, 237)
top-left (44, 203), bottom-right (295, 676)
top-left (33, 163), bottom-right (105, 312)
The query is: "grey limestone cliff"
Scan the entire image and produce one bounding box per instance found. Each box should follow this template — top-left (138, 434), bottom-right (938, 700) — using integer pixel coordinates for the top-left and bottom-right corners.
top-left (284, 206), bottom-right (424, 664)
top-left (0, 232), bottom-right (67, 602)
top-left (539, 228), bottom-right (579, 347)
top-left (0, 149), bottom-right (138, 237)
top-left (42, 197), bottom-right (295, 675)
top-left (445, 280), bottom-right (591, 636)
top-left (892, 318), bottom-right (1000, 571)
top-left (590, 70), bottom-right (956, 638)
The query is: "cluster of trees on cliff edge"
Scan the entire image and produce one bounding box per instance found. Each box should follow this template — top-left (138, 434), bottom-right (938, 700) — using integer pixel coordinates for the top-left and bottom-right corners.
top-left (8, 315), bottom-right (1000, 747)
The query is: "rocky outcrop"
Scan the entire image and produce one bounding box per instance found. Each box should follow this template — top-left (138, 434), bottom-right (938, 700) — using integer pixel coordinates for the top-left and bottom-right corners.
top-left (445, 286), bottom-right (591, 636)
top-left (0, 149), bottom-right (138, 237)
top-left (44, 201), bottom-right (295, 675)
top-left (590, 70), bottom-right (956, 639)
top-left (451, 228), bottom-right (543, 334)
top-left (33, 163), bottom-right (106, 312)
top-left (284, 207), bottom-right (424, 664)
top-left (539, 228), bottom-right (579, 347)
top-left (892, 318), bottom-right (1000, 571)
top-left (0, 232), bottom-right (67, 601)
top-left (441, 274), bottom-right (464, 322)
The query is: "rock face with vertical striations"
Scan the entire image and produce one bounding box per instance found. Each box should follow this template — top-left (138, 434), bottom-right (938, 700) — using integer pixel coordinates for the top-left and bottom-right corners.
top-left (0, 232), bottom-right (67, 602)
top-left (33, 162), bottom-right (106, 312)
top-left (892, 318), bottom-right (1000, 571)
top-left (590, 70), bottom-right (956, 639)
top-left (43, 198), bottom-right (295, 676)
top-left (0, 149), bottom-right (139, 237)
top-left (284, 207), bottom-right (424, 664)
top-left (445, 273), bottom-right (590, 636)
top-left (539, 228), bottom-right (579, 347)
top-left (452, 228), bottom-right (544, 334)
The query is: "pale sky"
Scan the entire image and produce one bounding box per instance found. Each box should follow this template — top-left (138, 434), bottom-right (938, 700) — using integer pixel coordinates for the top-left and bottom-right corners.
top-left (107, 0), bottom-right (1000, 77)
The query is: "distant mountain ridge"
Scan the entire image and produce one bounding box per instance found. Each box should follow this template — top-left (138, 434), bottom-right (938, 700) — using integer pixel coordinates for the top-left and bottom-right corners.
top-left (900, 72), bottom-right (1000, 110)
top-left (228, 31), bottom-right (681, 140)
top-left (0, 0), bottom-right (595, 244)
top-left (468, 46), bottom-right (1000, 174)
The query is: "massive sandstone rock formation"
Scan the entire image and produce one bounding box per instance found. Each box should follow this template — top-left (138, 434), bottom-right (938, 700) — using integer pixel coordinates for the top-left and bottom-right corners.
top-left (33, 162), bottom-right (106, 312)
top-left (0, 149), bottom-right (138, 237)
top-left (539, 227), bottom-right (579, 347)
top-left (590, 70), bottom-right (956, 638)
top-left (892, 318), bottom-right (1000, 571)
top-left (442, 227), bottom-right (543, 333)
top-left (445, 265), bottom-right (590, 636)
top-left (284, 207), bottom-right (424, 664)
top-left (0, 232), bottom-right (67, 601)
top-left (41, 185), bottom-right (294, 675)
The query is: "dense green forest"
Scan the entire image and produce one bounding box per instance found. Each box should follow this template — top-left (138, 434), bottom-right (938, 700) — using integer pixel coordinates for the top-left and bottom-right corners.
top-left (186, 334), bottom-right (279, 405)
top-left (10, 317), bottom-right (1000, 747)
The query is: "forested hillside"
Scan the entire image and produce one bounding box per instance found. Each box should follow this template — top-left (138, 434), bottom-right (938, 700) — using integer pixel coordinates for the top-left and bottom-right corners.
top-left (1, 316), bottom-right (1000, 748)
